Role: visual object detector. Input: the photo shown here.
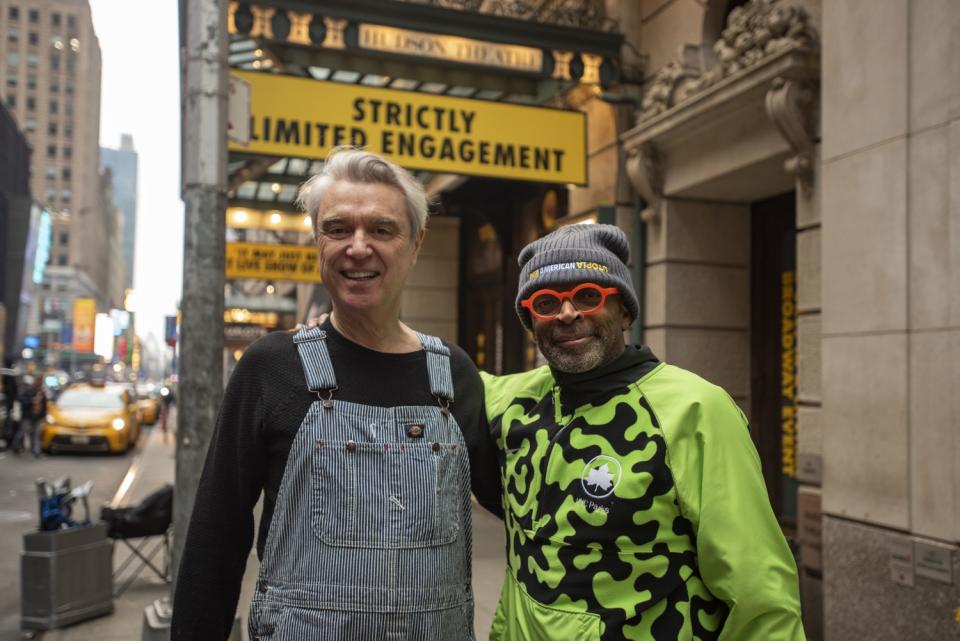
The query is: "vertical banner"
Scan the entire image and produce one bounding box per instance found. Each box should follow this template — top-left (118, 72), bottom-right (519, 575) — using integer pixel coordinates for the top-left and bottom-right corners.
top-left (72, 298), bottom-right (96, 353)
top-left (165, 315), bottom-right (178, 347)
top-left (781, 269), bottom-right (798, 519)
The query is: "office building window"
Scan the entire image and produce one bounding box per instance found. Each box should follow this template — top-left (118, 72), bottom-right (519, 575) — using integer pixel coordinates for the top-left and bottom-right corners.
top-left (49, 80), bottom-right (58, 93)
top-left (6, 51), bottom-right (18, 65)
top-left (63, 123), bottom-right (72, 137)
top-left (26, 75), bottom-right (35, 90)
top-left (60, 232), bottom-right (68, 245)
top-left (7, 27), bottom-right (17, 42)
top-left (62, 167), bottom-right (71, 181)
top-left (63, 146), bottom-right (71, 159)
top-left (64, 102), bottom-right (72, 117)
top-left (28, 31), bottom-right (37, 46)
top-left (50, 53), bottom-right (59, 70)
top-left (46, 166), bottom-right (56, 179)
top-left (51, 13), bottom-right (61, 27)
top-left (5, 73), bottom-right (15, 87)
top-left (60, 188), bottom-right (71, 201)
top-left (58, 255), bottom-right (67, 266)
top-left (67, 15), bottom-right (77, 29)
top-left (65, 82), bottom-right (73, 95)
top-left (26, 53), bottom-right (38, 67)
top-left (48, 122), bottom-right (57, 135)
top-left (28, 9), bottom-right (38, 23)
top-left (46, 144), bottom-right (55, 158)
top-left (49, 98), bottom-right (57, 114)
top-left (8, 6), bottom-right (19, 20)
top-left (24, 119), bottom-right (35, 131)
top-left (26, 95), bottom-right (34, 111)
top-left (4, 94), bottom-right (13, 108)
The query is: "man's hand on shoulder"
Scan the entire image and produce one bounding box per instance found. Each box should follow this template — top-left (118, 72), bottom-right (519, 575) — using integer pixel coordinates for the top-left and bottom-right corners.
top-left (289, 313), bottom-right (328, 333)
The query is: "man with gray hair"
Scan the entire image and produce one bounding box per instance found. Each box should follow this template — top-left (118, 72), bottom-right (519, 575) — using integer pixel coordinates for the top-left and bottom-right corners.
top-left (172, 148), bottom-right (501, 640)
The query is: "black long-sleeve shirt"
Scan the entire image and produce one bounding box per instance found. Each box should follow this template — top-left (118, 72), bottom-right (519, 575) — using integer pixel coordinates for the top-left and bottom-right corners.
top-left (171, 320), bottom-right (502, 640)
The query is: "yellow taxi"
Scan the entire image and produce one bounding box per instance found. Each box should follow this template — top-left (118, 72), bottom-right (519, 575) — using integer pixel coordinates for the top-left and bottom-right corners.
top-left (43, 384), bottom-right (142, 454)
top-left (136, 389), bottom-right (161, 425)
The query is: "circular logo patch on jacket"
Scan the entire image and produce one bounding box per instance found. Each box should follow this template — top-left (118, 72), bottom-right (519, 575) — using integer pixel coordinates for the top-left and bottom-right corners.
top-left (580, 455), bottom-right (622, 499)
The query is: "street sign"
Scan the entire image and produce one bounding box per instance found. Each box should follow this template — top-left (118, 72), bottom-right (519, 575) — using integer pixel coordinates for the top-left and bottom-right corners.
top-left (228, 74), bottom-right (251, 145)
top-left (228, 70), bottom-right (587, 185)
top-left (225, 242), bottom-right (321, 283)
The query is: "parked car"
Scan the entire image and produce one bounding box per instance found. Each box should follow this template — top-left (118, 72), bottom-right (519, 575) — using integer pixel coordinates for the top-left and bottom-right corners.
top-left (136, 387), bottom-right (161, 426)
top-left (42, 383), bottom-right (141, 454)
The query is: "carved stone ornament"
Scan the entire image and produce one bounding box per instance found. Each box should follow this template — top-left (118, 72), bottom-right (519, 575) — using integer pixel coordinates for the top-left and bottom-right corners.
top-left (765, 76), bottom-right (817, 192)
top-left (401, 0), bottom-right (617, 31)
top-left (624, 144), bottom-right (663, 224)
top-left (640, 0), bottom-right (818, 121)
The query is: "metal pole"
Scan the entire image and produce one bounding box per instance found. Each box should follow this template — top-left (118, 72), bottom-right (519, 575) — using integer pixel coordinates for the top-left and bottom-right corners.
top-left (174, 0), bottom-right (227, 591)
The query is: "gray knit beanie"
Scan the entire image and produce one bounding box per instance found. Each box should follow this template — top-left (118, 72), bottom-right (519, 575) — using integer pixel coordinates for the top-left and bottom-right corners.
top-left (515, 224), bottom-right (639, 330)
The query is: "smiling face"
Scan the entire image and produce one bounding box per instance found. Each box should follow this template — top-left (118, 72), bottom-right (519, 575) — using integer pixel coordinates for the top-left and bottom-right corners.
top-left (315, 180), bottom-right (424, 319)
top-left (531, 281), bottom-right (631, 373)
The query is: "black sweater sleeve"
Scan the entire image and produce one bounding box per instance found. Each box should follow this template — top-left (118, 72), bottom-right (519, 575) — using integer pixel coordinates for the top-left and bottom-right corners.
top-left (170, 335), bottom-right (276, 641)
top-left (447, 342), bottom-right (503, 518)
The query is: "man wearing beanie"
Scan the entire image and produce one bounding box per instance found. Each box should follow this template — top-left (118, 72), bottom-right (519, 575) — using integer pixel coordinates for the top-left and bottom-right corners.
top-left (482, 224), bottom-right (805, 641)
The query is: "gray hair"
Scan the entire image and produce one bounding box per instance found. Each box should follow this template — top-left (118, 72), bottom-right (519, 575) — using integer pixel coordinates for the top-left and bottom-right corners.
top-left (296, 147), bottom-right (429, 238)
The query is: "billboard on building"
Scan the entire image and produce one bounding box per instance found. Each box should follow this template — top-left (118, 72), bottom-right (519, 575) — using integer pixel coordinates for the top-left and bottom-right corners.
top-left (72, 298), bottom-right (96, 353)
top-left (228, 70), bottom-right (587, 185)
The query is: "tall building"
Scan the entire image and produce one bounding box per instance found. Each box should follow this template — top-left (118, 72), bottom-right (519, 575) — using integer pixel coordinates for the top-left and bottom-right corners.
top-left (0, 0), bottom-right (104, 297)
top-left (101, 133), bottom-right (137, 291)
top-left (0, 100), bottom-right (32, 360)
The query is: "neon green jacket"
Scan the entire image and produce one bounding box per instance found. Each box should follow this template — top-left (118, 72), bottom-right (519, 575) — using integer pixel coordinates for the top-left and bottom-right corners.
top-left (481, 347), bottom-right (805, 641)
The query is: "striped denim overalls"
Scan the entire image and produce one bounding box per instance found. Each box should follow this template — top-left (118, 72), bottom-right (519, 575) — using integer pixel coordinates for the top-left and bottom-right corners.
top-left (248, 327), bottom-right (475, 641)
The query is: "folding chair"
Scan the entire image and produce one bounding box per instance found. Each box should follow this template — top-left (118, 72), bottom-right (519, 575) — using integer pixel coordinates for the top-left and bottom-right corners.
top-left (100, 484), bottom-right (173, 597)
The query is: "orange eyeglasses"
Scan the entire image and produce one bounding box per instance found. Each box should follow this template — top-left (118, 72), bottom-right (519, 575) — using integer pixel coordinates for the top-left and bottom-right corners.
top-left (521, 282), bottom-right (620, 321)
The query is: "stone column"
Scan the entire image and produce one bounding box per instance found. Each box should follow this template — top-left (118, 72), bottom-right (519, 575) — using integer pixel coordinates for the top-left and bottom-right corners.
top-left (401, 216), bottom-right (460, 343)
top-left (643, 199), bottom-right (751, 413)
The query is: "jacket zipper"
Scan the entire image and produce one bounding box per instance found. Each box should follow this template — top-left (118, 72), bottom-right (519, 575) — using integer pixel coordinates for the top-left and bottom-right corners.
top-left (532, 386), bottom-right (573, 534)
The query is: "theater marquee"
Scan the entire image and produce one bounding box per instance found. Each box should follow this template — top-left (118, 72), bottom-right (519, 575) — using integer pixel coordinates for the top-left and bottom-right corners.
top-left (228, 70), bottom-right (587, 185)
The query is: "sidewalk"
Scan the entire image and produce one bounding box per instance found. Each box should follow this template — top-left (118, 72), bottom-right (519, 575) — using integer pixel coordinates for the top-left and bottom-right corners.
top-left (39, 418), bottom-right (188, 641)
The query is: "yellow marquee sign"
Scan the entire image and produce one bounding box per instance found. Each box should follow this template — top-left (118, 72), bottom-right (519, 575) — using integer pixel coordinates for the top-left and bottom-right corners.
top-left (228, 70), bottom-right (587, 185)
top-left (225, 242), bottom-right (321, 283)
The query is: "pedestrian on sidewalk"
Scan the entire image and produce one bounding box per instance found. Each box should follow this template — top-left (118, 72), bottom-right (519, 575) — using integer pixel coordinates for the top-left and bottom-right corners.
top-left (482, 224), bottom-right (805, 641)
top-left (13, 375), bottom-right (47, 457)
top-left (1, 359), bottom-right (18, 450)
top-left (171, 148), bottom-right (501, 641)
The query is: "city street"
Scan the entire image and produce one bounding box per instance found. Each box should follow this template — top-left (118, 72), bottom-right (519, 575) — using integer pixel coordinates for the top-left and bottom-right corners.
top-left (4, 1), bottom-right (956, 639)
top-left (0, 434), bottom-right (139, 640)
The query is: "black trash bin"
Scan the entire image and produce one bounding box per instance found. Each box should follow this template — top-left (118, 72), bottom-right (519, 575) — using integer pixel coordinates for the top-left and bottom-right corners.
top-left (21, 522), bottom-right (114, 630)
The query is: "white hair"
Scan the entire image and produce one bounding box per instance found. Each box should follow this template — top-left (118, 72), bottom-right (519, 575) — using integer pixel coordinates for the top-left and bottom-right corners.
top-left (296, 147), bottom-right (429, 237)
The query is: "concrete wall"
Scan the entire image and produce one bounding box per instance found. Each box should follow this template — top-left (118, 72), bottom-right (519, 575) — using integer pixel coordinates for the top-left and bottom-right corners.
top-left (820, 0), bottom-right (960, 637)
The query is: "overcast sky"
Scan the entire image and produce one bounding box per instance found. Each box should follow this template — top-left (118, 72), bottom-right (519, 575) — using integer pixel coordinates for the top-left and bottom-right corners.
top-left (89, 0), bottom-right (183, 352)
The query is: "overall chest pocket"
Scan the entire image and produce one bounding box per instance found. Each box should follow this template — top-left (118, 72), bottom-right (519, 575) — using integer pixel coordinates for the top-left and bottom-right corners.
top-left (312, 430), bottom-right (466, 549)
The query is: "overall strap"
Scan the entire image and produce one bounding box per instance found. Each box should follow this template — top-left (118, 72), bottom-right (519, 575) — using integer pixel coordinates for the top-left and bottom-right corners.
top-left (416, 332), bottom-right (455, 405)
top-left (292, 326), bottom-right (337, 393)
